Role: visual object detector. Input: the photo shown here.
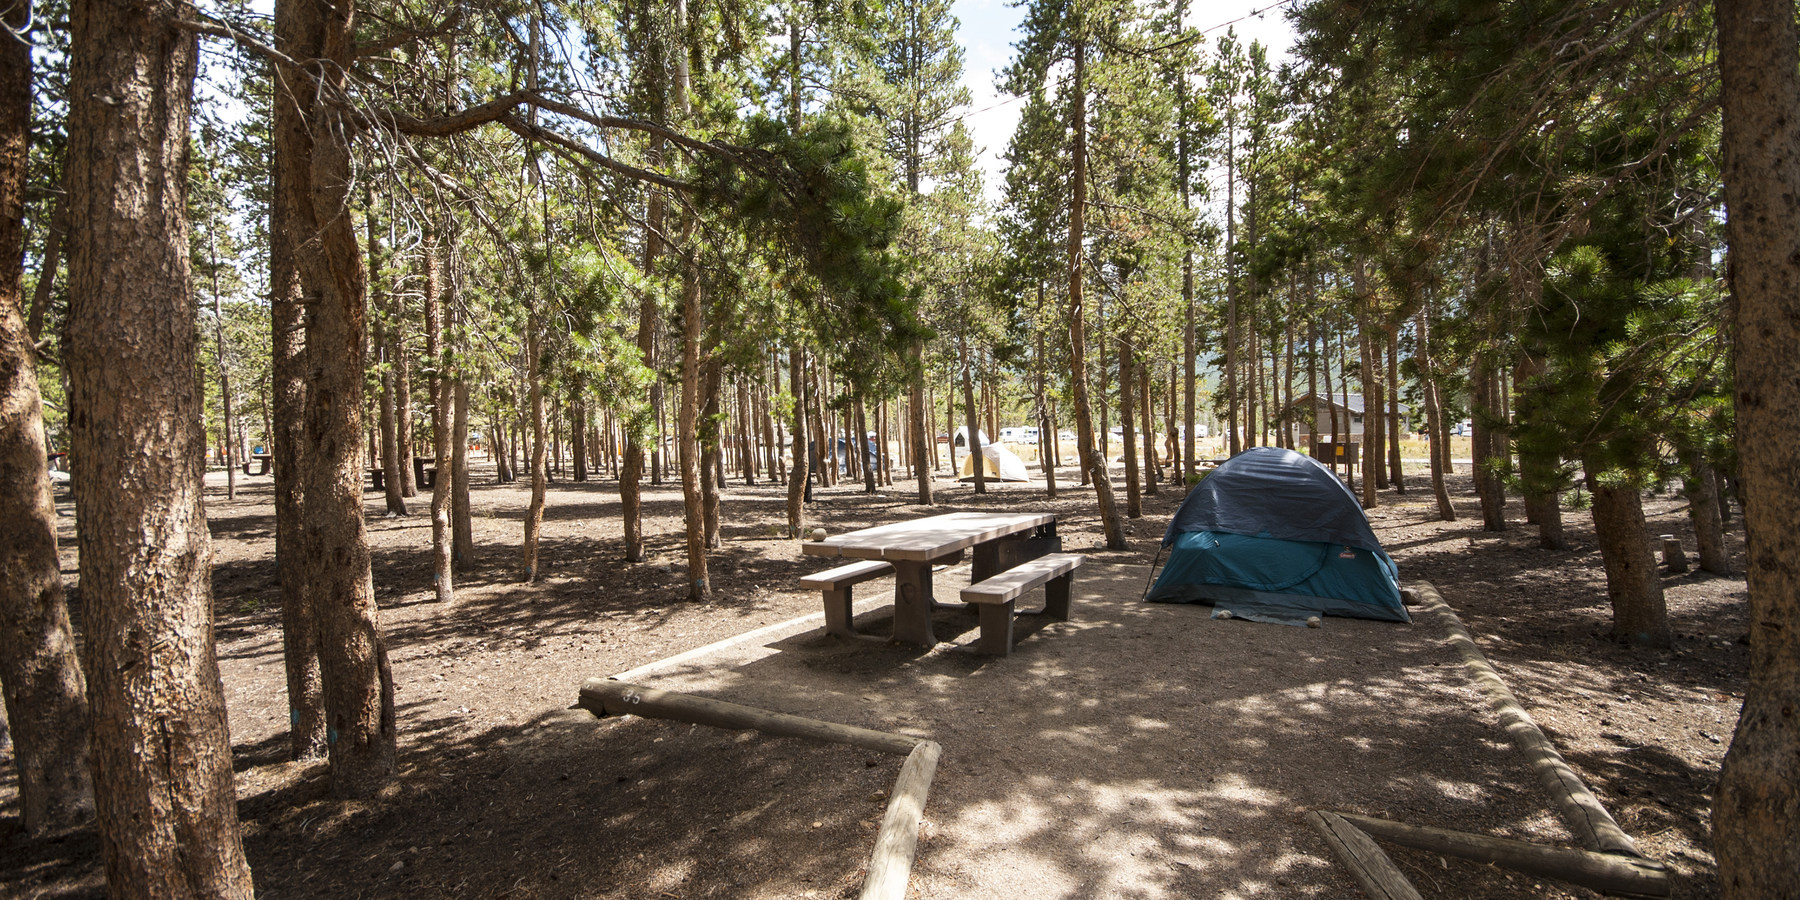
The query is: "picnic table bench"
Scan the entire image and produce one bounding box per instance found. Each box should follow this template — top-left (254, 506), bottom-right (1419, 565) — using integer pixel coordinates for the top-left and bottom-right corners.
top-left (802, 512), bottom-right (1077, 654)
top-left (241, 453), bottom-right (272, 476)
top-left (961, 552), bottom-right (1084, 656)
top-left (367, 459), bottom-right (438, 492)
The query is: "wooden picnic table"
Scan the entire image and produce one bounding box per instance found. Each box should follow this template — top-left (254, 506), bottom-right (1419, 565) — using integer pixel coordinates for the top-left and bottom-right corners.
top-left (802, 511), bottom-right (1057, 647)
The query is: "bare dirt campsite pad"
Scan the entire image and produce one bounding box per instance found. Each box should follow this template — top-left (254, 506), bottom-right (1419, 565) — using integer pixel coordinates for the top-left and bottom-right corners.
top-left (0, 462), bottom-right (1744, 898)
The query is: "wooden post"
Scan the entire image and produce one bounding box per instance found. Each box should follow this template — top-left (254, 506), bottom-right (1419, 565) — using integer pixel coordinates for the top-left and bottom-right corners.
top-left (1659, 535), bottom-right (1688, 573)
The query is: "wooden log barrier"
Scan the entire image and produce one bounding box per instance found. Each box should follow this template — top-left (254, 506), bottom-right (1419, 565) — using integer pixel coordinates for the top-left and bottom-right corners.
top-left (858, 740), bottom-right (941, 900)
top-left (1305, 811), bottom-right (1422, 900)
top-left (1404, 581), bottom-right (1645, 858)
top-left (1333, 812), bottom-right (1669, 898)
top-left (578, 679), bottom-right (939, 899)
top-left (578, 679), bottom-right (919, 757)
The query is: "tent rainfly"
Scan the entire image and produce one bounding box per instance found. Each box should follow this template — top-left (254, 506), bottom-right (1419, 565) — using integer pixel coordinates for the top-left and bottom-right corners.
top-left (1148, 447), bottom-right (1409, 625)
top-left (958, 442), bottom-right (1030, 482)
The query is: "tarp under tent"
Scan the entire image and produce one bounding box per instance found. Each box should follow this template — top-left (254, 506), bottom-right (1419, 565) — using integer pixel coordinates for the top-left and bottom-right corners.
top-left (958, 442), bottom-right (1031, 482)
top-left (1147, 446), bottom-right (1409, 625)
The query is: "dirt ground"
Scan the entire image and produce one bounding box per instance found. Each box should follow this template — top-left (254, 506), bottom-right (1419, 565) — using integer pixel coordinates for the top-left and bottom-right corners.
top-left (0, 453), bottom-right (1745, 898)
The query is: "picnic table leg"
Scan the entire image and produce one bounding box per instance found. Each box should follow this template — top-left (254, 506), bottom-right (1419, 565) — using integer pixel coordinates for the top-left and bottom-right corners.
top-left (975, 601), bottom-right (1015, 656)
top-left (890, 560), bottom-right (937, 647)
top-left (1045, 574), bottom-right (1072, 620)
top-left (971, 540), bottom-right (1002, 581)
top-left (822, 586), bottom-right (858, 639)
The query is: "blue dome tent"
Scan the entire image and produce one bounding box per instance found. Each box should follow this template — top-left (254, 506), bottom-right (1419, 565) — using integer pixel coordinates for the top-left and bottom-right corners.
top-left (1148, 447), bottom-right (1410, 625)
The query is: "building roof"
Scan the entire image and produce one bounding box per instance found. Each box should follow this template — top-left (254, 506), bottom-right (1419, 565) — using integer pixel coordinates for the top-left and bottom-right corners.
top-left (1291, 392), bottom-right (1410, 416)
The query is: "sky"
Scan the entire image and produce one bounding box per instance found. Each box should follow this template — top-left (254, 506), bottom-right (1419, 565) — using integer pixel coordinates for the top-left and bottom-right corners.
top-left (949, 0), bottom-right (1301, 204)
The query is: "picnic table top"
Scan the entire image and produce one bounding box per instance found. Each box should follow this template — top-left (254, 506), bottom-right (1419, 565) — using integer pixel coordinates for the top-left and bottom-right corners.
top-left (802, 511), bottom-right (1055, 563)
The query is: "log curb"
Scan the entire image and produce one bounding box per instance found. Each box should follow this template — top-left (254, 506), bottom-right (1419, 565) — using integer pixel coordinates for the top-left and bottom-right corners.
top-left (577, 679), bottom-right (938, 900)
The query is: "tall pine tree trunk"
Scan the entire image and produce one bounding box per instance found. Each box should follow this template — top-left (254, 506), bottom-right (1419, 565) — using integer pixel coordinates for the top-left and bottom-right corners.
top-left (283, 0), bottom-right (397, 797)
top-left (960, 336), bottom-right (985, 493)
top-left (0, 7), bottom-right (92, 831)
top-left (270, 0), bottom-right (325, 760)
top-left (66, 0), bottom-right (252, 888)
top-left (1585, 470), bottom-right (1669, 648)
top-left (1415, 306), bottom-right (1456, 522)
top-left (1036, 305), bottom-right (1057, 498)
top-left (786, 345), bottom-right (809, 537)
top-left (523, 310), bottom-right (547, 581)
top-left (1686, 454), bottom-right (1729, 575)
top-left (1471, 355), bottom-right (1507, 531)
top-left (1515, 352), bottom-right (1565, 547)
top-left (857, 396), bottom-right (876, 494)
top-left (1183, 252), bottom-right (1196, 479)
top-left (395, 321), bottom-right (415, 498)
top-left (424, 245), bottom-right (453, 603)
top-left (1714, 3), bottom-right (1800, 887)
top-left (1066, 41), bottom-right (1125, 550)
top-left (452, 364), bottom-right (473, 571)
top-left (677, 265), bottom-right (710, 599)
top-left (620, 138), bottom-right (665, 563)
top-left (369, 203), bottom-right (406, 516)
top-left (1385, 326), bottom-right (1404, 491)
top-left (700, 358), bottom-right (723, 549)
top-left (1120, 335), bottom-right (1141, 517)
top-left (1140, 361), bottom-right (1158, 496)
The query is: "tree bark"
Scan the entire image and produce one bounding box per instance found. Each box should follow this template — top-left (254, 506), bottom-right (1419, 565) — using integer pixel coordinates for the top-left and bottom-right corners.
top-left (960, 336), bottom-right (985, 493)
top-left (620, 159), bottom-right (663, 562)
top-left (1182, 252), bottom-right (1196, 480)
top-left (24, 192), bottom-right (63, 344)
top-left (1715, 1), bottom-right (1800, 890)
top-left (65, 0), bottom-right (253, 889)
top-left (523, 308), bottom-right (547, 581)
top-left (1515, 352), bottom-right (1565, 547)
top-left (280, 0), bottom-right (397, 797)
top-left (785, 345), bottom-right (808, 536)
top-left (424, 245), bottom-right (453, 603)
top-left (1686, 454), bottom-right (1729, 575)
top-left (269, 0), bottom-right (325, 761)
top-left (1358, 318), bottom-right (1379, 507)
top-left (1471, 355), bottom-right (1507, 530)
top-left (452, 372), bottom-right (473, 571)
top-left (1066, 40), bottom-right (1125, 550)
top-left (1585, 472), bottom-right (1670, 648)
top-left (1035, 296), bottom-right (1057, 498)
top-left (394, 319), bottom-right (415, 498)
top-left (857, 395), bottom-right (876, 494)
top-left (1120, 335), bottom-right (1141, 517)
top-left (0, 6), bottom-right (93, 832)
top-left (1386, 325), bottom-right (1404, 491)
top-left (570, 381), bottom-right (587, 482)
top-left (676, 264), bottom-right (710, 599)
top-left (1140, 360), bottom-right (1158, 496)
top-left (368, 201), bottom-right (406, 516)
top-left (700, 358), bottom-right (723, 548)
top-left (1414, 306), bottom-right (1456, 522)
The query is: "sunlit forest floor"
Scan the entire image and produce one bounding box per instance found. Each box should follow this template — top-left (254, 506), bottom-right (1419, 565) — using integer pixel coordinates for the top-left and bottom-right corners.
top-left (1, 457), bottom-right (1744, 898)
